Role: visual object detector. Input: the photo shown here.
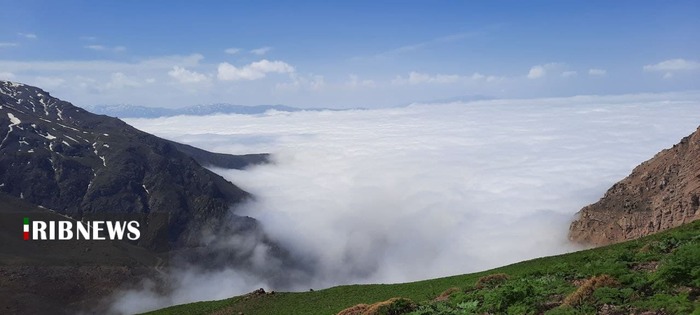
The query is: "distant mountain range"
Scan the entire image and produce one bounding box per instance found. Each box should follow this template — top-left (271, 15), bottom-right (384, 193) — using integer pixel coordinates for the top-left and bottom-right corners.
top-left (83, 103), bottom-right (327, 118)
top-left (84, 97), bottom-right (493, 119)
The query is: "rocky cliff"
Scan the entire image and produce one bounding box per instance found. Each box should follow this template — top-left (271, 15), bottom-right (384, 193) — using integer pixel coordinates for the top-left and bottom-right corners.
top-left (569, 126), bottom-right (700, 246)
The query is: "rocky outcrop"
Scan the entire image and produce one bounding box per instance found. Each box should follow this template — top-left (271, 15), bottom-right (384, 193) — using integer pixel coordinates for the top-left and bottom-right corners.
top-left (569, 126), bottom-right (700, 246)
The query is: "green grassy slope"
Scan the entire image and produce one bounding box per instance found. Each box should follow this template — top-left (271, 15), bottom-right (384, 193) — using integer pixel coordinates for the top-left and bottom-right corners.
top-left (146, 221), bottom-right (700, 315)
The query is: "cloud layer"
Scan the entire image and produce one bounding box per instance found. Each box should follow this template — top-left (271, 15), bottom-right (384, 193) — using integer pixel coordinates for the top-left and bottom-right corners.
top-left (115, 92), bottom-right (700, 313)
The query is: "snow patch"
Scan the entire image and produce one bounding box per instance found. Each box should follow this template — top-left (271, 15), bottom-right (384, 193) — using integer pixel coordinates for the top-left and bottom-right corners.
top-left (40, 132), bottom-right (57, 140)
top-left (57, 123), bottom-right (80, 132)
top-left (7, 113), bottom-right (20, 125)
top-left (39, 97), bottom-right (49, 116)
top-left (65, 135), bottom-right (80, 143)
top-left (0, 113), bottom-right (21, 148)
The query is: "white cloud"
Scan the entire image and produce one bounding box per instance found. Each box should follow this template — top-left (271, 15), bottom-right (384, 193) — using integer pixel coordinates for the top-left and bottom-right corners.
top-left (588, 68), bottom-right (607, 76)
top-left (643, 59), bottom-right (700, 78)
top-left (17, 33), bottom-right (37, 39)
top-left (527, 66), bottom-right (547, 79)
top-left (0, 42), bottom-right (18, 48)
top-left (106, 72), bottom-right (141, 89)
top-left (470, 72), bottom-right (502, 82)
top-left (32, 76), bottom-right (66, 88)
top-left (217, 59), bottom-right (295, 81)
top-left (118, 93), bottom-right (700, 312)
top-left (85, 45), bottom-right (106, 51)
top-left (644, 58), bottom-right (700, 72)
top-left (470, 72), bottom-right (485, 80)
top-left (527, 63), bottom-right (569, 79)
top-left (224, 48), bottom-right (240, 54)
top-left (392, 71), bottom-right (461, 85)
top-left (277, 73), bottom-right (325, 91)
top-left (527, 65), bottom-right (546, 79)
top-left (85, 45), bottom-right (126, 52)
top-left (168, 66), bottom-right (209, 83)
top-left (250, 47), bottom-right (272, 55)
top-left (346, 74), bottom-right (376, 88)
top-left (0, 72), bottom-right (16, 80)
top-left (561, 71), bottom-right (577, 78)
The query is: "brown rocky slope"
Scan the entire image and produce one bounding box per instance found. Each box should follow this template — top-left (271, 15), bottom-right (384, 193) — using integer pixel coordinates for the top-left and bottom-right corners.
top-left (569, 126), bottom-right (700, 246)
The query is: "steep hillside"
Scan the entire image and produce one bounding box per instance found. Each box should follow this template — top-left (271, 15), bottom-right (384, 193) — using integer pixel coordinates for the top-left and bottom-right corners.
top-left (569, 126), bottom-right (700, 246)
top-left (0, 80), bottom-right (283, 314)
top-left (0, 80), bottom-right (266, 249)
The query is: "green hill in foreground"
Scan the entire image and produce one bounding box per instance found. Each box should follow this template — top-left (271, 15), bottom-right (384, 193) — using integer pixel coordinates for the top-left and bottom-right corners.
top-left (146, 221), bottom-right (700, 315)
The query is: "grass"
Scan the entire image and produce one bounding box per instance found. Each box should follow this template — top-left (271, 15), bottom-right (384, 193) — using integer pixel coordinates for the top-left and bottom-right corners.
top-left (145, 220), bottom-right (700, 315)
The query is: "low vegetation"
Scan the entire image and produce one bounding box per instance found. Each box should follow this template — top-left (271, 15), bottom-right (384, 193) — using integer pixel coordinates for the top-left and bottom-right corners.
top-left (146, 220), bottom-right (700, 315)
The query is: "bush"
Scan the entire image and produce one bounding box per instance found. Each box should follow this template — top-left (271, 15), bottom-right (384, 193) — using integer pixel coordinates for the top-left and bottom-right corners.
top-left (656, 242), bottom-right (700, 288)
top-left (562, 275), bottom-right (619, 306)
top-left (475, 273), bottom-right (510, 289)
top-left (631, 292), bottom-right (695, 314)
top-left (434, 287), bottom-right (460, 302)
top-left (365, 298), bottom-right (417, 315)
top-left (592, 287), bottom-right (633, 305)
top-left (481, 278), bottom-right (545, 314)
top-left (543, 306), bottom-right (579, 315)
top-left (337, 303), bottom-right (370, 315)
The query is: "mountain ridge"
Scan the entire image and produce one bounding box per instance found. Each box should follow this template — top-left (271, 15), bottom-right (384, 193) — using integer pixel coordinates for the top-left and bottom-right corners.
top-left (0, 80), bottom-right (268, 249)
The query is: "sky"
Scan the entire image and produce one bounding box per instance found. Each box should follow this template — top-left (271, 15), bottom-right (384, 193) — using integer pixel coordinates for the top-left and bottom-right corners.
top-left (0, 0), bottom-right (699, 108)
top-left (110, 93), bottom-right (700, 313)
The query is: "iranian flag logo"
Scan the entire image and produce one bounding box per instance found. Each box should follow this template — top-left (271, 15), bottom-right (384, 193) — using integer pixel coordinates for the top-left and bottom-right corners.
top-left (23, 217), bottom-right (29, 240)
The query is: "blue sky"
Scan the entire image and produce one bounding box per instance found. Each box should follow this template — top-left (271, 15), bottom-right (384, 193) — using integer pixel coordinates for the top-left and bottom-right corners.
top-left (0, 0), bottom-right (698, 108)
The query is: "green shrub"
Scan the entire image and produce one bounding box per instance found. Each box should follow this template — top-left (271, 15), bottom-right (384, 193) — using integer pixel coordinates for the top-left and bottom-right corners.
top-left (373, 297), bottom-right (417, 315)
top-left (543, 306), bottom-right (579, 315)
top-left (631, 292), bottom-right (695, 314)
top-left (481, 278), bottom-right (545, 313)
top-left (475, 273), bottom-right (510, 289)
top-left (592, 287), bottom-right (633, 305)
top-left (656, 242), bottom-right (700, 288)
top-left (506, 304), bottom-right (536, 315)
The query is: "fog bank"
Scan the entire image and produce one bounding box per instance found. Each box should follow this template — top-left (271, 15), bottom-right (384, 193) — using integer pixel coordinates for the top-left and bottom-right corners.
top-left (115, 93), bottom-right (700, 313)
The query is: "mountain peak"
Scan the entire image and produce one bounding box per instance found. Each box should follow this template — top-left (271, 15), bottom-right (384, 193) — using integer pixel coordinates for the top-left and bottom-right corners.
top-left (0, 81), bottom-right (267, 249)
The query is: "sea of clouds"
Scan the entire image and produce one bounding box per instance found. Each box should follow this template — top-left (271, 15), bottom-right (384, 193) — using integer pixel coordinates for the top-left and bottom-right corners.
top-left (110, 92), bottom-right (700, 313)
